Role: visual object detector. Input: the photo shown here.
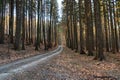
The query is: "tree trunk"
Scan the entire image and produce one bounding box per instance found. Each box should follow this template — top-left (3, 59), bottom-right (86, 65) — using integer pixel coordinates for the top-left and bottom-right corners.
top-left (43, 0), bottom-right (47, 50)
top-left (0, 0), bottom-right (5, 44)
top-left (103, 1), bottom-right (109, 52)
top-left (14, 0), bottom-right (22, 50)
top-left (93, 0), bottom-right (105, 61)
top-left (35, 0), bottom-right (40, 50)
top-left (113, 1), bottom-right (119, 52)
top-left (85, 0), bottom-right (94, 56)
top-left (109, 1), bottom-right (116, 53)
top-left (79, 0), bottom-right (86, 54)
top-left (9, 0), bottom-right (14, 43)
top-left (22, 0), bottom-right (25, 50)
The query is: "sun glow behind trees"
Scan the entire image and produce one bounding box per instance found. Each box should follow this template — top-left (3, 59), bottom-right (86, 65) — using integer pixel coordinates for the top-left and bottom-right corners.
top-left (57, 0), bottom-right (63, 21)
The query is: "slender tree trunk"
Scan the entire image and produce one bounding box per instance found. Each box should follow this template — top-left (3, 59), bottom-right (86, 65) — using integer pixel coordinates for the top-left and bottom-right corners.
top-left (43, 0), bottom-right (47, 50)
top-left (79, 0), bottom-right (86, 54)
top-left (14, 0), bottom-right (22, 50)
top-left (66, 0), bottom-right (70, 48)
top-left (93, 0), bottom-right (105, 61)
top-left (107, 2), bottom-right (112, 51)
top-left (73, 0), bottom-right (78, 51)
top-left (0, 0), bottom-right (5, 44)
top-left (48, 1), bottom-right (53, 48)
top-left (9, 0), bottom-right (14, 43)
top-left (113, 1), bottom-right (119, 52)
top-left (22, 0), bottom-right (25, 50)
top-left (35, 0), bottom-right (40, 50)
top-left (103, 1), bottom-right (109, 52)
top-left (85, 0), bottom-right (94, 56)
top-left (28, 0), bottom-right (31, 44)
top-left (54, 21), bottom-right (57, 46)
top-left (30, 0), bottom-right (33, 44)
top-left (109, 1), bottom-right (116, 53)
top-left (69, 0), bottom-right (74, 50)
top-left (25, 0), bottom-right (28, 44)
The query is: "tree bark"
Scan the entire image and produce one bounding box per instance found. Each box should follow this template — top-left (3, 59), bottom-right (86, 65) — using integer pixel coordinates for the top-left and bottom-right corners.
top-left (93, 0), bottom-right (105, 61)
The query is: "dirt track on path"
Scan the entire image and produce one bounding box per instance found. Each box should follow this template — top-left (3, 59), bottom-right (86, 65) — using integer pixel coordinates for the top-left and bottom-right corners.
top-left (0, 46), bottom-right (63, 80)
top-left (0, 46), bottom-right (120, 80)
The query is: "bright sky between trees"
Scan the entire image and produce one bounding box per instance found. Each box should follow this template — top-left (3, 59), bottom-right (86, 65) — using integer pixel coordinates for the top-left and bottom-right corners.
top-left (57, 0), bottom-right (63, 19)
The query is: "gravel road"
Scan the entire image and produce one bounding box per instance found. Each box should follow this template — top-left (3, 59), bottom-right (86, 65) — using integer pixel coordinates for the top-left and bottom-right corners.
top-left (0, 46), bottom-right (119, 80)
top-left (0, 46), bottom-right (63, 80)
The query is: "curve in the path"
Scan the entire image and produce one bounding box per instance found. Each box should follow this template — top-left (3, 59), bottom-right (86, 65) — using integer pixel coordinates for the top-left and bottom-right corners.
top-left (0, 45), bottom-right (63, 79)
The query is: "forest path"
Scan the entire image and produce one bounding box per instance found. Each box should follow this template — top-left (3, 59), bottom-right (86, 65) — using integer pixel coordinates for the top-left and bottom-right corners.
top-left (0, 45), bottom-right (63, 80)
top-left (0, 46), bottom-right (120, 80)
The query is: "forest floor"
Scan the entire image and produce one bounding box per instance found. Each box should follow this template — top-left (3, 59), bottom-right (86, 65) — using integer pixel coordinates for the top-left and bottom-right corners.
top-left (0, 43), bottom-right (56, 65)
top-left (3, 47), bottom-right (120, 80)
